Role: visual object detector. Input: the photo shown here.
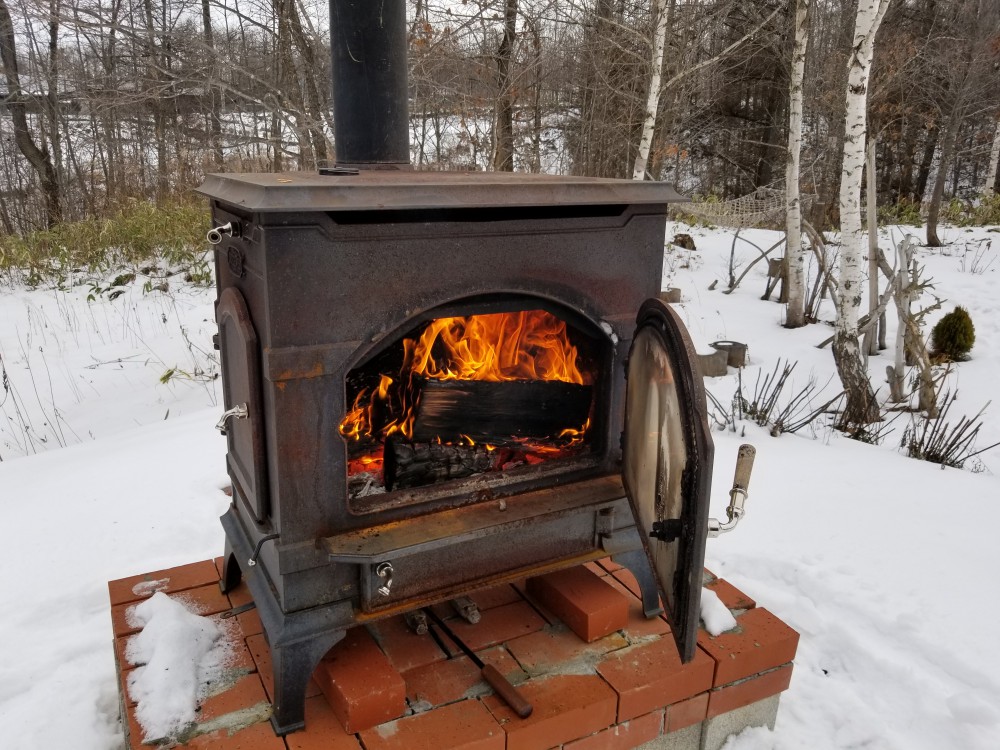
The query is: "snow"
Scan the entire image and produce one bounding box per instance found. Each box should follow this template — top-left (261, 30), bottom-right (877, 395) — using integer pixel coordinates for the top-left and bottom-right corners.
top-left (700, 587), bottom-right (738, 636)
top-left (125, 593), bottom-right (226, 742)
top-left (1, 221), bottom-right (999, 749)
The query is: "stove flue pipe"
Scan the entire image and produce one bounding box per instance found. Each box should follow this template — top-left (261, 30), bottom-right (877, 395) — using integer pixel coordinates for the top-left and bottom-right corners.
top-left (329, 0), bottom-right (410, 168)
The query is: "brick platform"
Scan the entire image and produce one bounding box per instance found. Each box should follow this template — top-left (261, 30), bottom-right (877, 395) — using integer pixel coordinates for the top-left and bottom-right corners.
top-left (110, 559), bottom-right (798, 749)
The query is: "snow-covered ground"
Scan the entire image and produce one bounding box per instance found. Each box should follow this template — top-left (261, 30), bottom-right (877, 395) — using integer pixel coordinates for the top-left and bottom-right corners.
top-left (0, 221), bottom-right (997, 749)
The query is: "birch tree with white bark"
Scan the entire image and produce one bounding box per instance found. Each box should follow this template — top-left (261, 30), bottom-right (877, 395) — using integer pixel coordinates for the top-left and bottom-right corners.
top-left (784, 0), bottom-right (810, 328)
top-left (631, 3), bottom-right (784, 182)
top-left (983, 115), bottom-right (1000, 197)
top-left (632, 0), bottom-right (672, 181)
top-left (833, 0), bottom-right (892, 425)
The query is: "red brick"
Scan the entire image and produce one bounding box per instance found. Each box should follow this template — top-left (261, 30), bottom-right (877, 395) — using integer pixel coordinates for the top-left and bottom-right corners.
top-left (108, 560), bottom-right (220, 606)
top-left (584, 561), bottom-right (608, 577)
top-left (440, 600), bottom-right (547, 654)
top-left (246, 634), bottom-right (322, 702)
top-left (111, 583), bottom-right (232, 637)
top-left (124, 704), bottom-right (145, 750)
top-left (706, 664), bottom-right (793, 718)
top-left (596, 557), bottom-right (624, 573)
top-left (608, 568), bottom-right (643, 600)
top-left (482, 674), bottom-right (617, 750)
top-left (697, 608), bottom-right (799, 686)
top-left (314, 626), bottom-right (407, 733)
top-left (238, 607), bottom-right (264, 638)
top-left (226, 580), bottom-right (256, 609)
top-left (666, 692), bottom-right (709, 732)
top-left (564, 709), bottom-right (664, 750)
top-left (526, 566), bottom-right (629, 643)
top-left (368, 615), bottom-right (447, 673)
top-left (404, 648), bottom-right (524, 709)
top-left (359, 698), bottom-right (504, 750)
top-left (596, 637), bottom-right (715, 722)
top-left (197, 672), bottom-right (270, 722)
top-left (114, 635), bottom-right (138, 673)
top-left (187, 719), bottom-right (287, 749)
top-left (216, 615), bottom-right (259, 674)
top-left (706, 579), bottom-right (756, 611)
top-left (504, 625), bottom-right (627, 678)
top-left (604, 577), bottom-right (671, 641)
top-left (286, 696), bottom-right (363, 750)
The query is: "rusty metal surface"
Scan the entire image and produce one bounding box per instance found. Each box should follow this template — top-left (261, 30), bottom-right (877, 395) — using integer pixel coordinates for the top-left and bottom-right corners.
top-left (324, 475), bottom-right (626, 561)
top-left (197, 170), bottom-right (686, 212)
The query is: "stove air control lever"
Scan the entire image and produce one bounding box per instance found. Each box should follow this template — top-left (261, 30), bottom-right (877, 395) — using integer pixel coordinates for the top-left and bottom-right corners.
top-left (216, 403), bottom-right (248, 435)
top-left (708, 444), bottom-right (755, 537)
top-left (376, 562), bottom-right (394, 597)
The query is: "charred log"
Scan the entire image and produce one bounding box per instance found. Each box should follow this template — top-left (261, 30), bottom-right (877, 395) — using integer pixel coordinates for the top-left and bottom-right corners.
top-left (409, 377), bottom-right (592, 445)
top-left (384, 439), bottom-right (496, 491)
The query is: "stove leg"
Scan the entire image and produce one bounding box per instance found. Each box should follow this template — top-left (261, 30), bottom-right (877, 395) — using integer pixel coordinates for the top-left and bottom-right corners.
top-left (269, 629), bottom-right (345, 735)
top-left (612, 549), bottom-right (664, 618)
top-left (219, 538), bottom-right (242, 594)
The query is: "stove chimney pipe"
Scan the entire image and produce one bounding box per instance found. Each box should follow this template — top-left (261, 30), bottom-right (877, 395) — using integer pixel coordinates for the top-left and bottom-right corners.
top-left (329, 0), bottom-right (410, 168)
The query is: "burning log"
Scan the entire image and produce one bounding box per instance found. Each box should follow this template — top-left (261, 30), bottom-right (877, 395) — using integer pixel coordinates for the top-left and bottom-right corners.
top-left (409, 377), bottom-right (592, 445)
top-left (384, 439), bottom-right (497, 491)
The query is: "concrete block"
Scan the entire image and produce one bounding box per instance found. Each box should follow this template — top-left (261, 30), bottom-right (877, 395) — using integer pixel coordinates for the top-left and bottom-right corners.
top-left (635, 721), bottom-right (703, 750)
top-left (700, 694), bottom-right (780, 750)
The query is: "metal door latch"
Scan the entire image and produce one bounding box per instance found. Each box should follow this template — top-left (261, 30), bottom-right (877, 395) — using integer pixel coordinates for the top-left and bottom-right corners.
top-left (216, 403), bottom-right (248, 435)
top-left (708, 444), bottom-right (755, 537)
top-left (376, 561), bottom-right (394, 596)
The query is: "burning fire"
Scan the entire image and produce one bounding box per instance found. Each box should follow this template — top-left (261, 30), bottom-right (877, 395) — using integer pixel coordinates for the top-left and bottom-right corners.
top-left (404, 311), bottom-right (589, 385)
top-left (340, 310), bottom-right (593, 490)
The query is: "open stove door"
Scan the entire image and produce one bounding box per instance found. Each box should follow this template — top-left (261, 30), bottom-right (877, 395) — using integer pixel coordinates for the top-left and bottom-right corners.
top-left (622, 298), bottom-right (714, 663)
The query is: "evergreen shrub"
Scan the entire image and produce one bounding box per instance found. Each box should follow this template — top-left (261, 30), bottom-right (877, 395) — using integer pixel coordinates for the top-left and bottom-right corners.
top-left (930, 306), bottom-right (975, 361)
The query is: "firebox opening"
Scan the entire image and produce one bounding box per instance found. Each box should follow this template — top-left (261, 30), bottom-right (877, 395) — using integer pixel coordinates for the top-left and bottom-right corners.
top-left (340, 301), bottom-right (607, 509)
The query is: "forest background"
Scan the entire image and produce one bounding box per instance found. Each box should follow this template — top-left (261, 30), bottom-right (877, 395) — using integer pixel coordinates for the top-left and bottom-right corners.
top-left (1, 0), bottom-right (999, 238)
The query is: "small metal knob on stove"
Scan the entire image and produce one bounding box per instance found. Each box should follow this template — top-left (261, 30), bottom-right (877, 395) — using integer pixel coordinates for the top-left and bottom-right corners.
top-left (375, 561), bottom-right (394, 597)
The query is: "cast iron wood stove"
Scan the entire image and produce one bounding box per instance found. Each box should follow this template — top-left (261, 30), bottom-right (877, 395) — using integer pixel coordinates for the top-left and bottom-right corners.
top-left (198, 0), bottom-right (751, 736)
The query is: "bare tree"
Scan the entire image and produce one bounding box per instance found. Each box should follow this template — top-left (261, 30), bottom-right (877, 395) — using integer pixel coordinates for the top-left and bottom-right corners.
top-left (833, 0), bottom-right (892, 425)
top-left (491, 0), bottom-right (518, 171)
top-left (985, 114), bottom-right (1000, 196)
top-left (784, 0), bottom-right (809, 328)
top-left (0, 0), bottom-right (61, 226)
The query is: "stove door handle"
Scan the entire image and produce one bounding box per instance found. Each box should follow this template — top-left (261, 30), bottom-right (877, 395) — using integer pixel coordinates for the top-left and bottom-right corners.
top-left (216, 403), bottom-right (248, 435)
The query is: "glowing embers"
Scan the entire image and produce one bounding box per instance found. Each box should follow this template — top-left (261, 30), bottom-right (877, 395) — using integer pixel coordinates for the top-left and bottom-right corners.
top-left (340, 310), bottom-right (597, 497)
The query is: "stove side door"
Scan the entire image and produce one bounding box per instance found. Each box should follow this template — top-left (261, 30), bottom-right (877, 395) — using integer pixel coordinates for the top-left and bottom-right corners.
top-left (217, 287), bottom-right (269, 524)
top-left (622, 298), bottom-right (714, 662)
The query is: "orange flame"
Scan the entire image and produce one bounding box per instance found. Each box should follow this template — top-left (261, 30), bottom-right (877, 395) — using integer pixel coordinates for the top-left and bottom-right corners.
top-left (339, 310), bottom-right (591, 449)
top-left (403, 310), bottom-right (589, 385)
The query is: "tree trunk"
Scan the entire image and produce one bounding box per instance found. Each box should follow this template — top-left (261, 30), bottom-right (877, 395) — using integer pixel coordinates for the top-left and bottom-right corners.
top-left (926, 106), bottom-right (962, 247)
top-left (834, 0), bottom-right (891, 426)
top-left (0, 0), bottom-right (61, 227)
top-left (864, 139), bottom-right (880, 356)
top-left (491, 0), bottom-right (518, 172)
top-left (784, 0), bottom-right (809, 328)
top-left (983, 116), bottom-right (1000, 197)
top-left (201, 0), bottom-right (224, 169)
top-left (632, 0), bottom-right (672, 180)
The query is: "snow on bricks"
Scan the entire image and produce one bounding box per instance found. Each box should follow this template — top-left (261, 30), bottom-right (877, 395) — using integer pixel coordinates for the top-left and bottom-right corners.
top-left (108, 559), bottom-right (798, 749)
